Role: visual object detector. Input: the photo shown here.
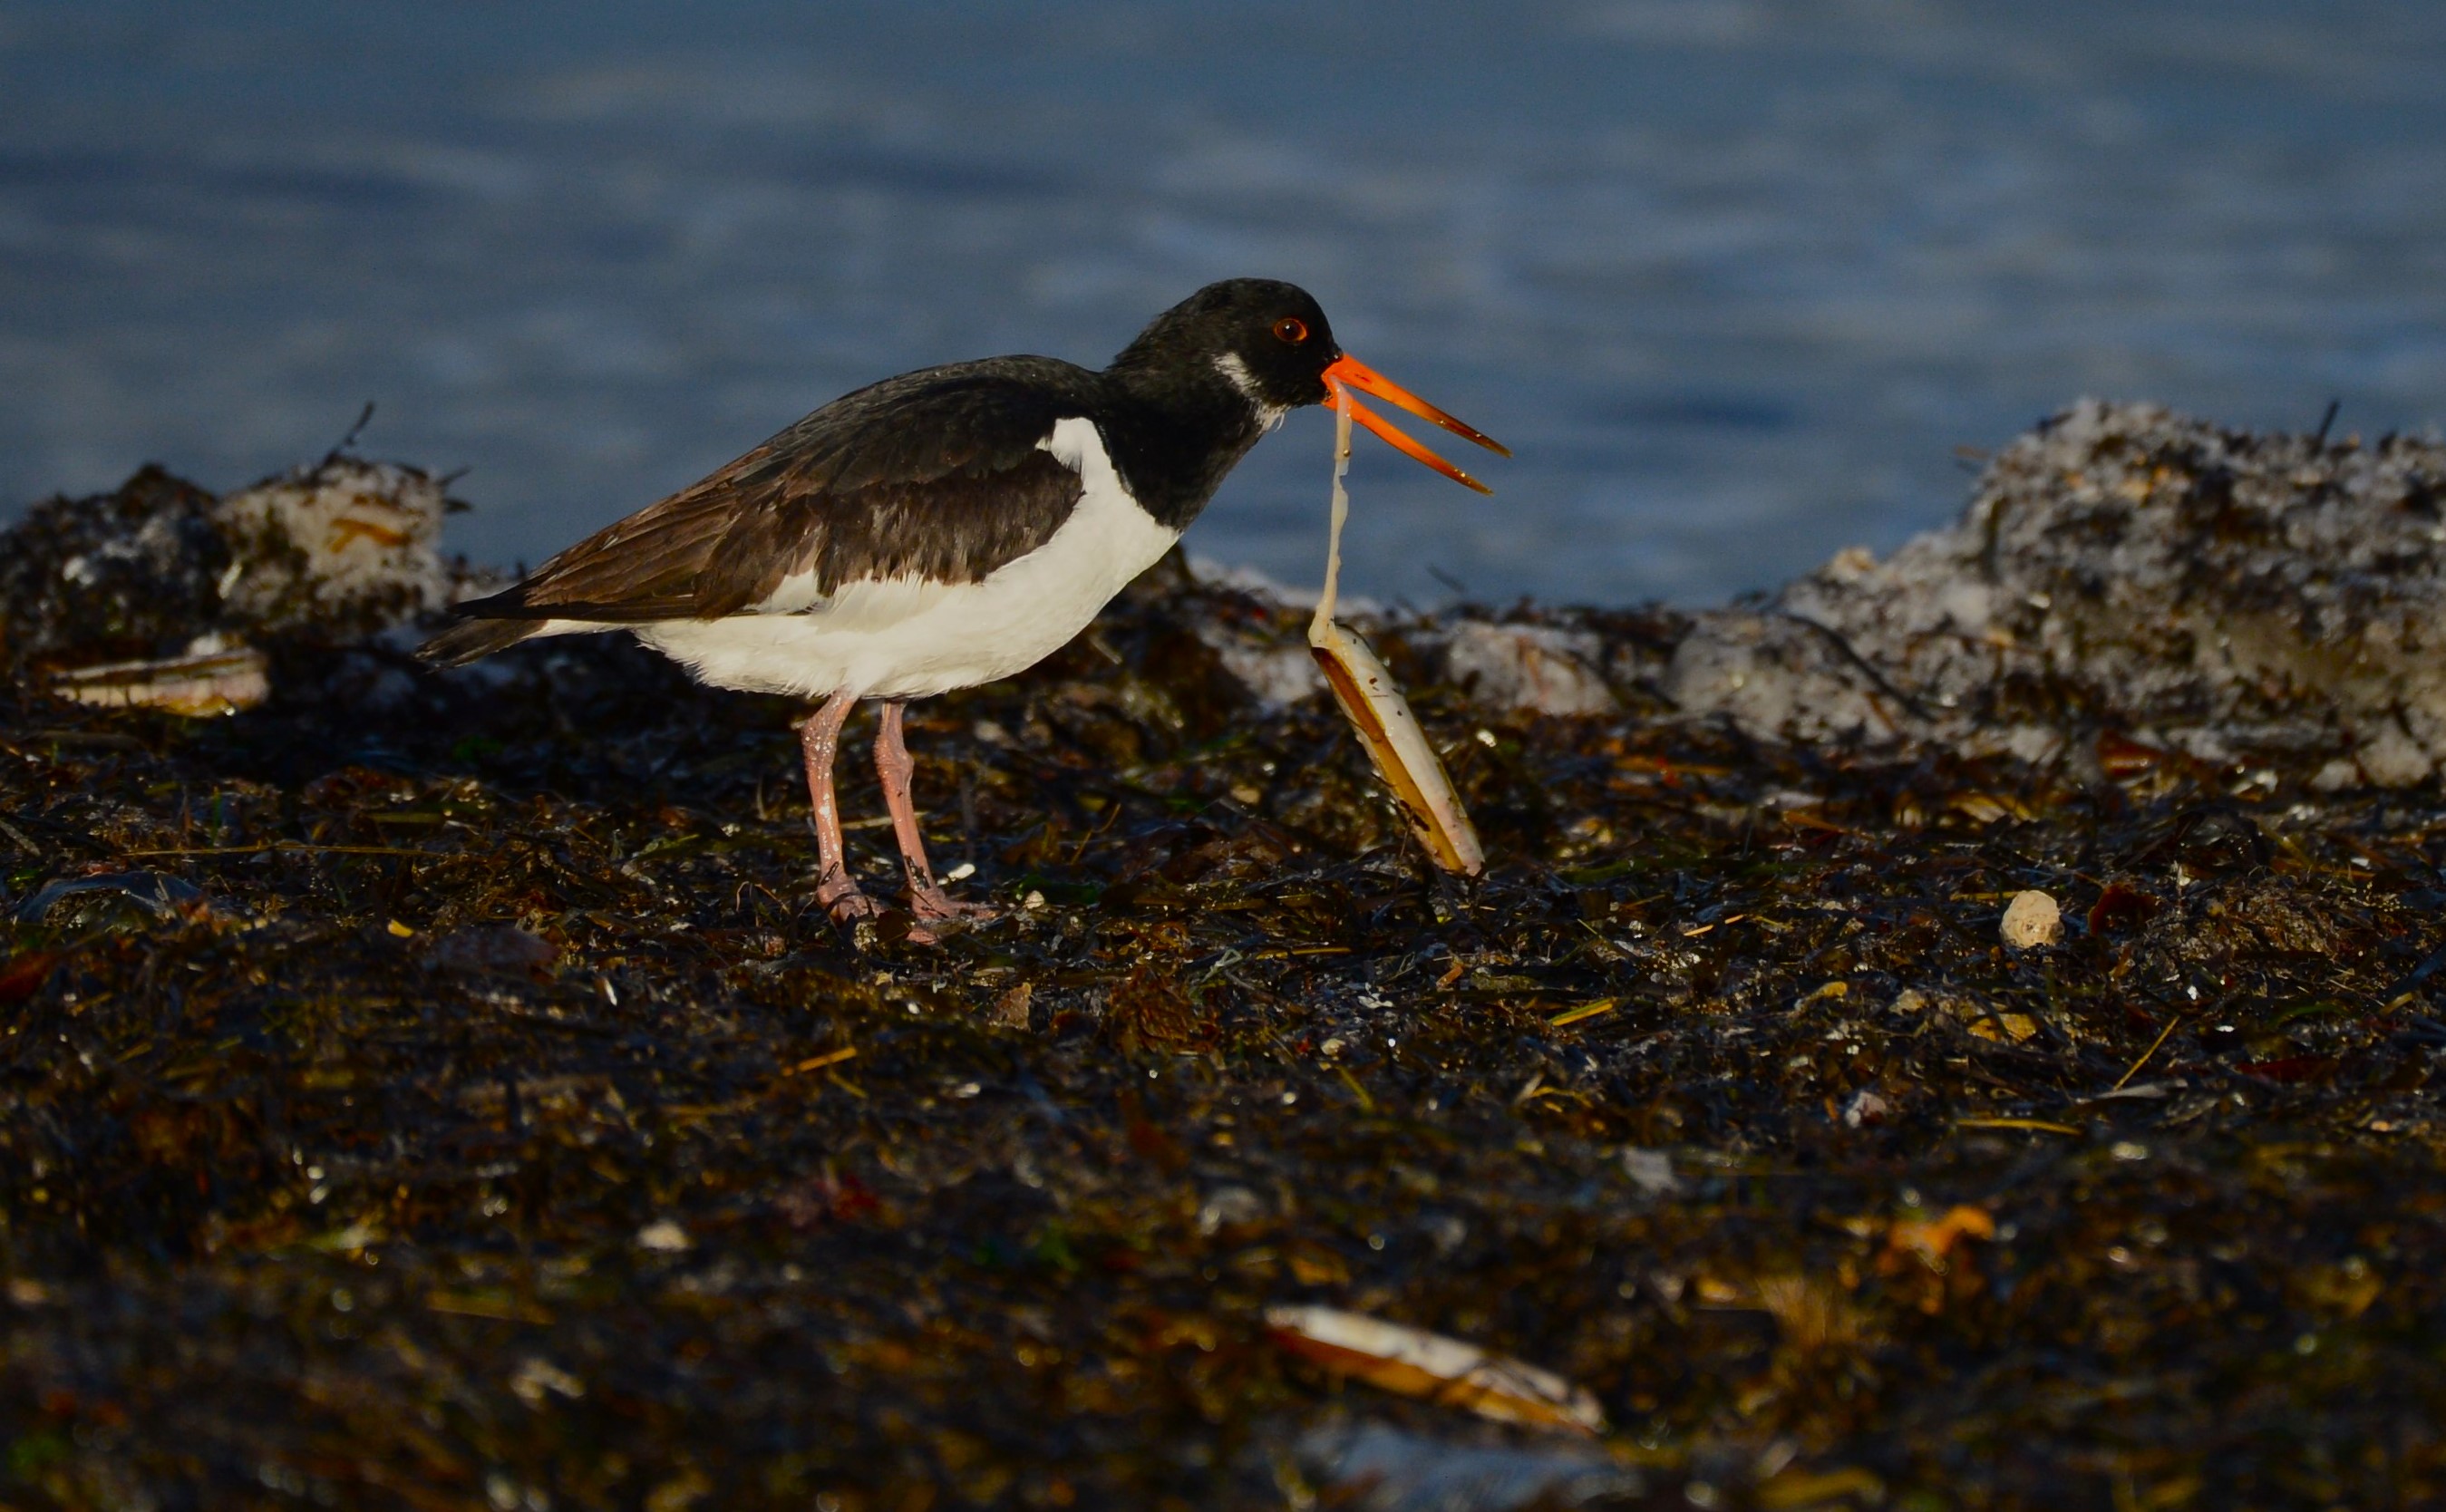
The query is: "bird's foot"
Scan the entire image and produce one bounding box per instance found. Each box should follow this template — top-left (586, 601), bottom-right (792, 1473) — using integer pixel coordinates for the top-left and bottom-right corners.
top-left (822, 874), bottom-right (953, 945)
top-left (818, 872), bottom-right (881, 924)
top-left (909, 884), bottom-right (997, 925)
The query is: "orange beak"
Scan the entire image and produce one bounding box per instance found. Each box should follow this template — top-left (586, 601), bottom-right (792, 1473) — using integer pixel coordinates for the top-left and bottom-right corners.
top-left (1320, 354), bottom-right (1509, 495)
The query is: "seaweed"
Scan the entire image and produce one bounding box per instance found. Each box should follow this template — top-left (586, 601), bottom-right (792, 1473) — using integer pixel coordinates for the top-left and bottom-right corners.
top-left (5, 431), bottom-right (2446, 1509)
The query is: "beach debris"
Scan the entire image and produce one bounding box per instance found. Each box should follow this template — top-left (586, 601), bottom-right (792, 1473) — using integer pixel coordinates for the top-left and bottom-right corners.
top-left (15, 870), bottom-right (209, 926)
top-left (47, 635), bottom-right (271, 717)
top-left (1309, 626), bottom-right (1485, 874)
top-left (1885, 1205), bottom-right (1995, 1272)
top-left (1439, 620), bottom-right (1617, 716)
top-left (1666, 400), bottom-right (2446, 779)
top-left (636, 1219), bottom-right (692, 1253)
top-left (1264, 1304), bottom-right (1605, 1434)
top-left (1620, 1146), bottom-right (1681, 1196)
top-left (1178, 562), bottom-right (1672, 721)
top-left (2087, 882), bottom-right (2163, 935)
top-left (1999, 889), bottom-right (2063, 949)
top-left (211, 455), bottom-right (455, 639)
top-left (509, 1356), bottom-right (586, 1406)
top-left (1756, 1466), bottom-right (1887, 1509)
top-left (8, 400), bottom-right (2445, 1505)
top-left (0, 950), bottom-right (63, 1005)
top-left (1946, 993), bottom-right (2043, 1043)
top-left (1288, 1420), bottom-right (1645, 1511)
top-left (1205, 633), bottom-right (1325, 707)
top-left (1195, 1184), bottom-right (1267, 1236)
top-left (3, 452), bottom-right (461, 715)
top-left (0, 465), bottom-right (231, 675)
top-left (1309, 382), bottom-right (1485, 875)
top-left (989, 980), bottom-right (1034, 1029)
top-left (422, 924), bottom-right (558, 979)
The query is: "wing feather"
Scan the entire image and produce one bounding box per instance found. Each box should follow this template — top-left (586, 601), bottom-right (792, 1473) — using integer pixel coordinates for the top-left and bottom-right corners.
top-left (445, 359), bottom-right (1098, 626)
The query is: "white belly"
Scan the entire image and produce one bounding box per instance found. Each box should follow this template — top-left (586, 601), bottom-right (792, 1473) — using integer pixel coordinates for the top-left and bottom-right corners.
top-left (628, 417), bottom-right (1179, 700)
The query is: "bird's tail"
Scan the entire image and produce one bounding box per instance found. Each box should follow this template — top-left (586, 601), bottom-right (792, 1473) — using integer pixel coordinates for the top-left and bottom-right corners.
top-left (417, 614), bottom-right (543, 667)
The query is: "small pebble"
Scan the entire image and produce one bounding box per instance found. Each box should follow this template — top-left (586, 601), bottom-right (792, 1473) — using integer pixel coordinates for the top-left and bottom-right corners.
top-left (636, 1219), bottom-right (691, 1253)
top-left (424, 924), bottom-right (558, 978)
top-left (1620, 1147), bottom-right (1680, 1197)
top-left (2000, 889), bottom-right (2063, 949)
top-left (1195, 1185), bottom-right (1267, 1236)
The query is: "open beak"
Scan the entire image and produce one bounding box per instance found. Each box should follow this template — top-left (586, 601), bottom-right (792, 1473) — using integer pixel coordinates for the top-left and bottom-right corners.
top-left (1321, 354), bottom-right (1509, 495)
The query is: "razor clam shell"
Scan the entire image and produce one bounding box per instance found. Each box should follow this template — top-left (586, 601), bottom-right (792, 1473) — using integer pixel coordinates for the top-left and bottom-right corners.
top-left (48, 644), bottom-right (270, 718)
top-left (1310, 622), bottom-right (1485, 877)
top-left (1308, 374), bottom-right (1484, 876)
top-left (1265, 1303), bottom-right (1605, 1434)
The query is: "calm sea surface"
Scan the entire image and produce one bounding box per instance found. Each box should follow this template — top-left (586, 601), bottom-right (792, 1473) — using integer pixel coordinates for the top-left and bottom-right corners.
top-left (4, 0), bottom-right (2442, 605)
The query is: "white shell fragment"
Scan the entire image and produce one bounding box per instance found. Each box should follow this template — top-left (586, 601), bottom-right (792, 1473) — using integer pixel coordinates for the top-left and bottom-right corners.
top-left (1265, 1303), bottom-right (1606, 1435)
top-left (48, 635), bottom-right (270, 717)
top-left (2000, 889), bottom-right (2063, 949)
top-left (1311, 381), bottom-right (1485, 876)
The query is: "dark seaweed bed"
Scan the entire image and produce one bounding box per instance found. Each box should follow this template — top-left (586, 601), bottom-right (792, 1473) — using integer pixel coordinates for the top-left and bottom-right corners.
top-left (5, 528), bottom-right (2445, 1510)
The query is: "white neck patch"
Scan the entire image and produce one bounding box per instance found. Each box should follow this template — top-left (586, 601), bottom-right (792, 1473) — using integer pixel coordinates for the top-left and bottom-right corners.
top-left (1213, 353), bottom-right (1289, 432)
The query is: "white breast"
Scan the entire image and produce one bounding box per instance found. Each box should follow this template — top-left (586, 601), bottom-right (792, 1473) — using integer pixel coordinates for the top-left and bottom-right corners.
top-left (630, 416), bottom-right (1179, 700)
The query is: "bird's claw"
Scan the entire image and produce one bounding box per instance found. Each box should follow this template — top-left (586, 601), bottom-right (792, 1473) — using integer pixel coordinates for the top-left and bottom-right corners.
top-left (909, 886), bottom-right (996, 925)
top-left (818, 873), bottom-right (881, 924)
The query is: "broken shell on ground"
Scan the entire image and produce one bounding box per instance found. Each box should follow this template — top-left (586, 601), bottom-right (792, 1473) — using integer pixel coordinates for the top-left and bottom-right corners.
top-left (1265, 1304), bottom-right (1605, 1435)
top-left (47, 635), bottom-right (269, 717)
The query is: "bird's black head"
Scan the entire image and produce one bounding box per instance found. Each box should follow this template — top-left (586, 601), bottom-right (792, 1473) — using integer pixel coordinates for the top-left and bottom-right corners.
top-left (1111, 277), bottom-right (1341, 412)
top-left (1111, 277), bottom-right (1509, 493)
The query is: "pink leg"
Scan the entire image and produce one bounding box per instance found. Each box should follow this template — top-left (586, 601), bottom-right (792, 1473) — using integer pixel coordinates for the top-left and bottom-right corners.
top-left (800, 689), bottom-right (878, 922)
top-left (874, 702), bottom-right (995, 924)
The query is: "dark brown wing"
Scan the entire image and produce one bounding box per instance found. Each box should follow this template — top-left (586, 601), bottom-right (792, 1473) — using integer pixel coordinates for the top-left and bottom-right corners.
top-left (442, 357), bottom-right (1099, 627)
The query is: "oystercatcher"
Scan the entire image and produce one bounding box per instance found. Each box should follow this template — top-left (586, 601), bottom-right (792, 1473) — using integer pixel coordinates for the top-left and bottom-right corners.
top-left (420, 279), bottom-right (1505, 934)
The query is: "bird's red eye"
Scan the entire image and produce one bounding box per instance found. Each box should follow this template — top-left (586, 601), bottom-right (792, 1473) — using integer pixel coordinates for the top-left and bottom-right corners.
top-left (1273, 316), bottom-right (1308, 344)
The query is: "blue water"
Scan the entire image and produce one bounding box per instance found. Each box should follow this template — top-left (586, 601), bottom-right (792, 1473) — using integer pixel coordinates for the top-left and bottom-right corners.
top-left (5, 0), bottom-right (2442, 605)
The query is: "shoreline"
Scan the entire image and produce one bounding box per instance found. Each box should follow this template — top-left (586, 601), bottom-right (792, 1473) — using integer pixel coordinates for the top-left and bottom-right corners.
top-left (3, 402), bottom-right (2444, 1508)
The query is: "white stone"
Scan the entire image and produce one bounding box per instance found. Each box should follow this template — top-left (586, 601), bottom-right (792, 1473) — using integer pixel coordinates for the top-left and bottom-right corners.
top-left (636, 1218), bottom-right (692, 1253)
top-left (2000, 890), bottom-right (2063, 950)
top-left (1619, 1147), bottom-right (1680, 1196)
